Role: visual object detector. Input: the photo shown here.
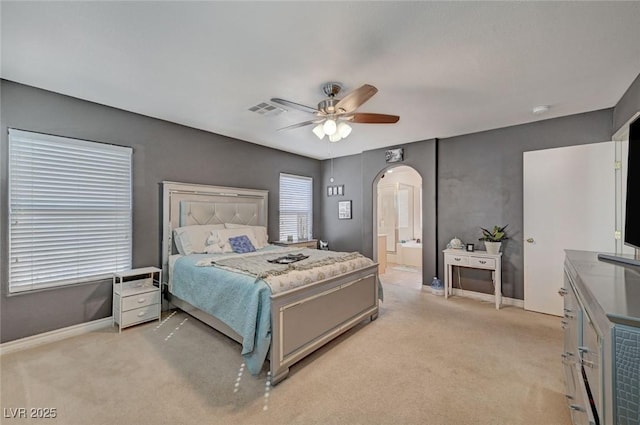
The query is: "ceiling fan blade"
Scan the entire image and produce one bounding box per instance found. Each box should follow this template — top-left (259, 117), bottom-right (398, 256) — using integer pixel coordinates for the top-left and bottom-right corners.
top-left (335, 84), bottom-right (378, 113)
top-left (277, 119), bottom-right (322, 131)
top-left (270, 98), bottom-right (318, 114)
top-left (348, 113), bottom-right (400, 124)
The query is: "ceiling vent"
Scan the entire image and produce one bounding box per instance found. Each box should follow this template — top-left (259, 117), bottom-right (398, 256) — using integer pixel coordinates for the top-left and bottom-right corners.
top-left (248, 102), bottom-right (285, 116)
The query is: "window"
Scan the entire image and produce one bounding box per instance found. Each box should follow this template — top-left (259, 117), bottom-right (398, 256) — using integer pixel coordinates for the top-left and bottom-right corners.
top-left (279, 173), bottom-right (312, 241)
top-left (8, 129), bottom-right (132, 293)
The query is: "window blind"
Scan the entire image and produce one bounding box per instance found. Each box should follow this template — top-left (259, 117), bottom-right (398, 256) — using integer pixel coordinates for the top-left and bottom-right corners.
top-left (279, 173), bottom-right (312, 241)
top-left (8, 129), bottom-right (132, 293)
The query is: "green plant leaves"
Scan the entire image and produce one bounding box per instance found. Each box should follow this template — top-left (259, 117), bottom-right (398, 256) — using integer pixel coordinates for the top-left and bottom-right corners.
top-left (478, 224), bottom-right (508, 242)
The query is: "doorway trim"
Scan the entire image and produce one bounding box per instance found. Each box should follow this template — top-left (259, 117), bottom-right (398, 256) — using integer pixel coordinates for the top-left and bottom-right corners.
top-left (373, 164), bottom-right (423, 277)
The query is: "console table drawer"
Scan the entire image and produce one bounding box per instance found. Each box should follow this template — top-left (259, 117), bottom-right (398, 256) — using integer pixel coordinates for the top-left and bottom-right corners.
top-left (469, 257), bottom-right (496, 269)
top-left (445, 254), bottom-right (469, 266)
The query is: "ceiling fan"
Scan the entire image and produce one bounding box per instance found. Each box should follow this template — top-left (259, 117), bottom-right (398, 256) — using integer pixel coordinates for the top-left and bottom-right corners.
top-left (271, 82), bottom-right (400, 142)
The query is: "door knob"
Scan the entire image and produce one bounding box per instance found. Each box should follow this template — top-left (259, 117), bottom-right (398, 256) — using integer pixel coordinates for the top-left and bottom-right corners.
top-left (526, 238), bottom-right (535, 243)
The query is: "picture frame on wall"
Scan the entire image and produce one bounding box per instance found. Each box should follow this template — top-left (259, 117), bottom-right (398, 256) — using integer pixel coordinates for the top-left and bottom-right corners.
top-left (327, 186), bottom-right (334, 196)
top-left (337, 185), bottom-right (344, 196)
top-left (338, 200), bottom-right (352, 220)
top-left (385, 147), bottom-right (404, 163)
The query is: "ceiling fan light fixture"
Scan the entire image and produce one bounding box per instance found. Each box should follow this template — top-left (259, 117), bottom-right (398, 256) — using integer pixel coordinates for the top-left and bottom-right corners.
top-left (312, 124), bottom-right (325, 139)
top-left (337, 122), bottom-right (352, 138)
top-left (323, 119), bottom-right (337, 136)
top-left (274, 82), bottom-right (399, 143)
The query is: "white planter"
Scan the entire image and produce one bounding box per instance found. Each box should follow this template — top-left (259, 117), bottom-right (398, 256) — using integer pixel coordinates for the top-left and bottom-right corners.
top-left (484, 241), bottom-right (502, 254)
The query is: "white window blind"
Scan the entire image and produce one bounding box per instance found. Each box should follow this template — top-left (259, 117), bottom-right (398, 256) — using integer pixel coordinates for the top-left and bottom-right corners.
top-left (8, 129), bottom-right (132, 293)
top-left (279, 173), bottom-right (312, 241)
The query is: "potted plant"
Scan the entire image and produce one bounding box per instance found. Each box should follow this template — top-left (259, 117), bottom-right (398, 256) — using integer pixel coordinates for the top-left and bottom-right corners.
top-left (478, 225), bottom-right (508, 254)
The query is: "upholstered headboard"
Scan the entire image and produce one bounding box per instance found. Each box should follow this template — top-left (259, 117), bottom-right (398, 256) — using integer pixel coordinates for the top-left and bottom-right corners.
top-left (161, 181), bottom-right (268, 284)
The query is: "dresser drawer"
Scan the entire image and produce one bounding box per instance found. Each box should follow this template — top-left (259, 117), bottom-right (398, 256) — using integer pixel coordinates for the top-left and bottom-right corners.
top-left (119, 304), bottom-right (160, 327)
top-left (469, 256), bottom-right (496, 269)
top-left (121, 290), bottom-right (160, 311)
top-left (581, 312), bottom-right (601, 417)
top-left (445, 254), bottom-right (469, 266)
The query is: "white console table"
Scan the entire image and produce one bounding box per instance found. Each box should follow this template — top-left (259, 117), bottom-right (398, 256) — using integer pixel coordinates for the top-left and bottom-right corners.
top-left (443, 249), bottom-right (503, 310)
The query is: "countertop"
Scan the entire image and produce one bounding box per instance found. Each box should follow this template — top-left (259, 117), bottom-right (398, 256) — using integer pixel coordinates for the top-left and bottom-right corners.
top-left (565, 250), bottom-right (640, 328)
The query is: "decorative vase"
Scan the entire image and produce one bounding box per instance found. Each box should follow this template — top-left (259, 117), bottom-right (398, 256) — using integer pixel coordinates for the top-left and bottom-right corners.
top-left (484, 241), bottom-right (501, 254)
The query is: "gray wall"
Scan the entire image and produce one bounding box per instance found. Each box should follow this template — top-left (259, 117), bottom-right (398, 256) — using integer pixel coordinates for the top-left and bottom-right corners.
top-left (0, 80), bottom-right (321, 343)
top-left (320, 155), bottom-right (363, 254)
top-left (438, 110), bottom-right (613, 299)
top-left (321, 110), bottom-right (613, 300)
top-left (321, 140), bottom-right (438, 285)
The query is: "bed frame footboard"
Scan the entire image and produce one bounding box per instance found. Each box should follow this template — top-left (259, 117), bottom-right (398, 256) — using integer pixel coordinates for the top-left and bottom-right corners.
top-left (269, 264), bottom-right (379, 385)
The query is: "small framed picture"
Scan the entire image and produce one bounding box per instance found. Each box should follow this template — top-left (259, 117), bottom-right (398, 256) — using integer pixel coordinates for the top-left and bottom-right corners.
top-left (327, 186), bottom-right (334, 196)
top-left (338, 200), bottom-right (352, 220)
top-left (466, 243), bottom-right (475, 252)
top-left (337, 185), bottom-right (344, 196)
top-left (385, 147), bottom-right (404, 163)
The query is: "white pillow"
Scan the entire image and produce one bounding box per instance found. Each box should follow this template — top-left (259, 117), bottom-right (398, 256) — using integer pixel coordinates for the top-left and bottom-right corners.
top-left (204, 243), bottom-right (223, 254)
top-left (224, 224), bottom-right (269, 248)
top-left (207, 228), bottom-right (259, 253)
top-left (173, 224), bottom-right (226, 255)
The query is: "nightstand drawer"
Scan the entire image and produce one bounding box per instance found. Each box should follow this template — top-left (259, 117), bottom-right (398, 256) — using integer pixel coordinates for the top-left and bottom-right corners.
top-left (445, 254), bottom-right (469, 266)
top-left (121, 291), bottom-right (160, 311)
top-left (120, 304), bottom-right (160, 327)
top-left (469, 257), bottom-right (496, 269)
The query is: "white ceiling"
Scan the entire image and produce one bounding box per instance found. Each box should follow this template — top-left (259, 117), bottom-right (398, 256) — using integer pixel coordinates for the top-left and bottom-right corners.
top-left (2, 1), bottom-right (640, 159)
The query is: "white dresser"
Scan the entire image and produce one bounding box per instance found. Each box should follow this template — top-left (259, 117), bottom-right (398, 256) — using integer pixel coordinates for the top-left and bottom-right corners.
top-left (113, 267), bottom-right (161, 332)
top-left (563, 251), bottom-right (640, 425)
top-left (443, 249), bottom-right (503, 309)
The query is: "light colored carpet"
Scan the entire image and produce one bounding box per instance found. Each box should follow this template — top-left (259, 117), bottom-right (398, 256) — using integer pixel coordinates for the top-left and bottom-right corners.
top-left (0, 283), bottom-right (571, 425)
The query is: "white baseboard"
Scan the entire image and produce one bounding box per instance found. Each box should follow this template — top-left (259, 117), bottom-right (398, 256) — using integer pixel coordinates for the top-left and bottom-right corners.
top-left (450, 288), bottom-right (524, 308)
top-left (0, 317), bottom-right (113, 356)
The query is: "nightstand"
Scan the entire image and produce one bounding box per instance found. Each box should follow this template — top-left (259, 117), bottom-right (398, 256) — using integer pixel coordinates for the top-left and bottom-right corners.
top-left (113, 267), bottom-right (161, 332)
top-left (272, 239), bottom-right (318, 249)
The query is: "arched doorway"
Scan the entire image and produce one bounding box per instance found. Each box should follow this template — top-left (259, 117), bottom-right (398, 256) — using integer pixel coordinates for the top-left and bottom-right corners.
top-left (374, 165), bottom-right (423, 289)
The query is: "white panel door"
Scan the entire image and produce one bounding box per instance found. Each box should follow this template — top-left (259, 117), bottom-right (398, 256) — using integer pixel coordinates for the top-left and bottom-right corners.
top-left (523, 142), bottom-right (616, 316)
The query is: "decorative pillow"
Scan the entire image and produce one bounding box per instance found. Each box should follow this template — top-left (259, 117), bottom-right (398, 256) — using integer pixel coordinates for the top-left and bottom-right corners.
top-left (224, 224), bottom-right (269, 248)
top-left (207, 228), bottom-right (259, 253)
top-left (228, 235), bottom-right (256, 254)
top-left (173, 224), bottom-right (226, 255)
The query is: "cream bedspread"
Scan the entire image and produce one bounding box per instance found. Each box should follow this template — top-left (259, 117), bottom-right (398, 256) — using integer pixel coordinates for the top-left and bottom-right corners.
top-left (196, 247), bottom-right (375, 294)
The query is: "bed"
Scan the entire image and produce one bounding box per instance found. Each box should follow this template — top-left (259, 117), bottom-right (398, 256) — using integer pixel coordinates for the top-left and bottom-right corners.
top-left (161, 181), bottom-right (380, 385)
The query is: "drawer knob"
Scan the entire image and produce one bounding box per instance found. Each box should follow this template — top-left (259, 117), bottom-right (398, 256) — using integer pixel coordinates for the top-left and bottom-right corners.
top-left (454, 257), bottom-right (461, 261)
top-left (479, 260), bottom-right (486, 264)
top-left (137, 298), bottom-right (146, 303)
top-left (569, 404), bottom-right (584, 412)
top-left (558, 288), bottom-right (568, 296)
top-left (137, 311), bottom-right (146, 317)
top-left (578, 346), bottom-right (589, 354)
